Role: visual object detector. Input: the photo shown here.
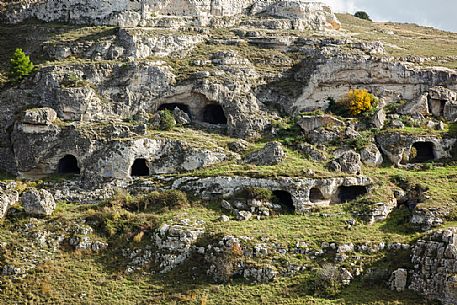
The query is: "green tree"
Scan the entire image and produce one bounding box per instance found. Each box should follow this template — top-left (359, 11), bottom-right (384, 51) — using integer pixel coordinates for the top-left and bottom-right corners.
top-left (354, 11), bottom-right (372, 21)
top-left (10, 48), bottom-right (34, 81)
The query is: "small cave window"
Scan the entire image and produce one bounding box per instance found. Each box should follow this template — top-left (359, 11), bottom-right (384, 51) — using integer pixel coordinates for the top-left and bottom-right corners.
top-left (130, 158), bottom-right (149, 177)
top-left (272, 190), bottom-right (295, 213)
top-left (309, 187), bottom-right (326, 204)
top-left (410, 142), bottom-right (435, 163)
top-left (158, 103), bottom-right (192, 118)
top-left (337, 186), bottom-right (368, 203)
top-left (202, 104), bottom-right (227, 125)
top-left (58, 155), bottom-right (80, 175)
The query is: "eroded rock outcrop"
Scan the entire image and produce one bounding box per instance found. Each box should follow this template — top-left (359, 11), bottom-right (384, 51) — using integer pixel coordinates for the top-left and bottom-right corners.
top-left (0, 183), bottom-right (19, 219)
top-left (376, 132), bottom-right (455, 166)
top-left (409, 228), bottom-right (457, 305)
top-left (0, 0), bottom-right (341, 31)
top-left (172, 175), bottom-right (371, 212)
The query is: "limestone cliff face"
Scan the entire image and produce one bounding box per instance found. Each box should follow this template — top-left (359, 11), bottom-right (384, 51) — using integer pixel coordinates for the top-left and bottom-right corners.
top-left (295, 54), bottom-right (457, 113)
top-left (0, 0), bottom-right (341, 30)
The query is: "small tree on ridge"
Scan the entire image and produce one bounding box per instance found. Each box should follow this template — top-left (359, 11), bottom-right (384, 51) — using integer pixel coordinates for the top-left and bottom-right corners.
top-left (354, 11), bottom-right (372, 21)
top-left (10, 48), bottom-right (34, 82)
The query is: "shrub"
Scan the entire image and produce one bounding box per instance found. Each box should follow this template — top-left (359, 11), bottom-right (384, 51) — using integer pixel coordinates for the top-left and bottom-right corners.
top-left (340, 89), bottom-right (378, 116)
top-left (9, 48), bottom-right (35, 81)
top-left (207, 242), bottom-right (244, 283)
top-left (133, 190), bottom-right (189, 212)
top-left (448, 123), bottom-right (457, 138)
top-left (159, 109), bottom-right (176, 131)
top-left (354, 11), bottom-right (372, 21)
top-left (313, 264), bottom-right (344, 297)
top-left (238, 187), bottom-right (273, 201)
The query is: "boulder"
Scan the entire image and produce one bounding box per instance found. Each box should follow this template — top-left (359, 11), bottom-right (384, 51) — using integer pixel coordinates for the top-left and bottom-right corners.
top-left (0, 189), bottom-right (18, 219)
top-left (398, 94), bottom-right (430, 116)
top-left (243, 265), bottom-right (277, 283)
top-left (219, 215), bottom-right (230, 222)
top-left (410, 209), bottom-right (444, 231)
top-left (153, 221), bottom-right (205, 273)
top-left (244, 142), bottom-right (286, 166)
top-left (173, 108), bottom-right (191, 125)
top-left (360, 144), bottom-right (383, 166)
top-left (370, 108), bottom-right (386, 129)
top-left (22, 108), bottom-right (57, 125)
top-left (296, 143), bottom-right (327, 161)
top-left (228, 140), bottom-right (249, 153)
top-left (235, 210), bottom-right (252, 221)
top-left (21, 188), bottom-right (56, 217)
top-left (307, 128), bottom-right (340, 145)
top-left (334, 150), bottom-right (362, 174)
top-left (389, 268), bottom-right (408, 292)
top-left (297, 115), bottom-right (344, 133)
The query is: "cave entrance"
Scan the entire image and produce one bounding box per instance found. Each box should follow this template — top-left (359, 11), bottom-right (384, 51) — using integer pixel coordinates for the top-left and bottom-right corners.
top-left (130, 158), bottom-right (149, 177)
top-left (58, 155), bottom-right (80, 175)
top-left (337, 186), bottom-right (368, 203)
top-left (272, 190), bottom-right (295, 213)
top-left (158, 103), bottom-right (192, 118)
top-left (309, 187), bottom-right (326, 204)
top-left (202, 104), bottom-right (227, 124)
top-left (411, 142), bottom-right (435, 163)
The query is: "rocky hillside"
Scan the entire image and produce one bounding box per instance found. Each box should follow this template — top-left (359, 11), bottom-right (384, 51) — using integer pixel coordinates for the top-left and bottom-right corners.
top-left (0, 1), bottom-right (456, 304)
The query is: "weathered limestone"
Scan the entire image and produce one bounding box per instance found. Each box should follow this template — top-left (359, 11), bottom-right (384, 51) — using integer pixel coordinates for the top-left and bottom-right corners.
top-left (253, 0), bottom-right (341, 31)
top-left (360, 144), bottom-right (383, 167)
top-left (0, 183), bottom-right (19, 219)
top-left (9, 109), bottom-right (236, 181)
top-left (389, 268), bottom-right (408, 292)
top-left (21, 188), bottom-right (56, 216)
top-left (297, 115), bottom-right (344, 132)
top-left (332, 149), bottom-right (362, 174)
top-left (294, 56), bottom-right (457, 113)
top-left (429, 86), bottom-right (457, 122)
top-left (153, 220), bottom-right (205, 273)
top-left (409, 228), bottom-right (457, 305)
top-left (22, 108), bottom-right (57, 125)
top-left (172, 175), bottom-right (371, 212)
top-left (244, 142), bottom-right (286, 166)
top-left (0, 0), bottom-right (340, 31)
top-left (88, 138), bottom-right (232, 180)
top-left (376, 132), bottom-right (455, 166)
top-left (399, 86), bottom-right (457, 122)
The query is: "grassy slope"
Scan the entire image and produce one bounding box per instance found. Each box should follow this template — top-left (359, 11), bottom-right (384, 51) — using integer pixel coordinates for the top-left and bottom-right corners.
top-left (337, 13), bottom-right (457, 69)
top-left (0, 201), bottom-right (436, 305)
top-left (1, 123), bottom-right (455, 304)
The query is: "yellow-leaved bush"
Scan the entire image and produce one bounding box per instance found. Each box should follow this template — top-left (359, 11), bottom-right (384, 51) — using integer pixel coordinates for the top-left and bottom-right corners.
top-left (341, 89), bottom-right (378, 116)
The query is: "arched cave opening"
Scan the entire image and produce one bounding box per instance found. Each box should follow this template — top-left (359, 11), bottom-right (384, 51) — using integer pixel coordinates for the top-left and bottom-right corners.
top-left (130, 158), bottom-right (150, 177)
top-left (158, 103), bottom-right (192, 118)
top-left (202, 104), bottom-right (227, 125)
top-left (272, 190), bottom-right (295, 213)
top-left (309, 187), bottom-right (326, 204)
top-left (410, 142), bottom-right (435, 163)
top-left (337, 186), bottom-right (368, 203)
top-left (58, 155), bottom-right (80, 175)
